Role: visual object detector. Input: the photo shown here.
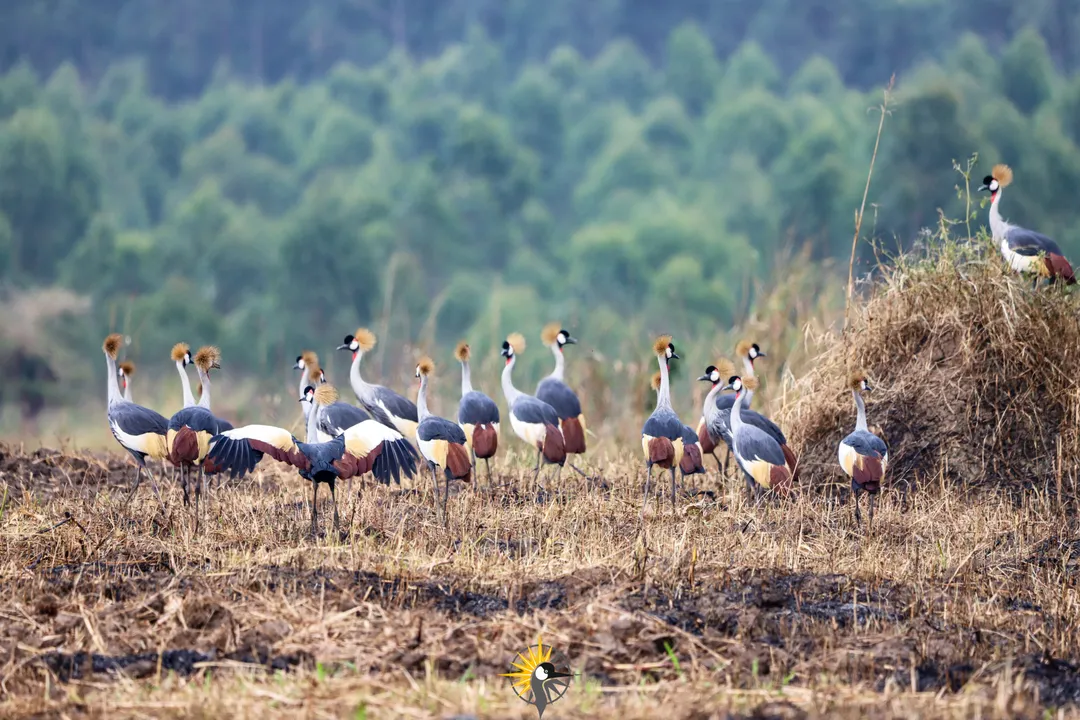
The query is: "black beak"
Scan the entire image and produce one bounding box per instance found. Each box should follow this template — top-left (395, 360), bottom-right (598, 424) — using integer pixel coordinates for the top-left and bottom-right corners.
top-left (212, 362), bottom-right (221, 370)
top-left (756, 351), bottom-right (767, 358)
top-left (670, 352), bottom-right (680, 360)
top-left (336, 344), bottom-right (349, 351)
top-left (292, 363), bottom-right (301, 370)
top-left (978, 184), bottom-right (988, 192)
top-left (565, 336), bottom-right (578, 345)
top-left (500, 349), bottom-right (510, 358)
top-left (697, 375), bottom-right (710, 382)
top-left (721, 383), bottom-right (733, 391)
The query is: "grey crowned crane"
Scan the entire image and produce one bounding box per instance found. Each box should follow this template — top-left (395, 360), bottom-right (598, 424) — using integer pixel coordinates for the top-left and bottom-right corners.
top-left (839, 371), bottom-right (889, 526)
top-left (293, 353), bottom-right (370, 443)
top-left (641, 336), bottom-right (685, 511)
top-left (338, 328), bottom-right (419, 440)
top-left (118, 361), bottom-right (135, 402)
top-left (415, 357), bottom-right (472, 522)
top-left (500, 333), bottom-right (567, 484)
top-left (722, 375), bottom-right (792, 501)
top-left (695, 340), bottom-right (763, 471)
top-left (981, 163), bottom-right (1076, 285)
top-left (165, 346), bottom-right (232, 512)
top-left (205, 384), bottom-right (418, 535)
top-left (454, 341), bottom-right (499, 484)
top-left (649, 372), bottom-right (706, 484)
top-left (102, 334), bottom-right (169, 499)
top-left (699, 362), bottom-right (799, 485)
top-left (535, 323), bottom-right (587, 456)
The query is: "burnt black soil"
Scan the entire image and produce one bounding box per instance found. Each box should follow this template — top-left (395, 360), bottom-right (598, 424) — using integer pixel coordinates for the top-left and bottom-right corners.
top-left (41, 647), bottom-right (310, 681)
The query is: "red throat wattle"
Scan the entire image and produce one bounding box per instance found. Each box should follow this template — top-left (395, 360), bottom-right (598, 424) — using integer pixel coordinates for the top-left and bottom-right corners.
top-left (505, 357), bottom-right (512, 366)
top-left (352, 352), bottom-right (358, 361)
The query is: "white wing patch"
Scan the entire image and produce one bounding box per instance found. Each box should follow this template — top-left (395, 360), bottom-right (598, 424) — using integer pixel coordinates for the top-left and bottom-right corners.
top-left (223, 424), bottom-right (295, 450)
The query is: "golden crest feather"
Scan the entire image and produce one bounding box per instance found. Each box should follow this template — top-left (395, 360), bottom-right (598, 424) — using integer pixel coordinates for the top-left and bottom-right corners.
top-left (735, 339), bottom-right (754, 358)
top-left (353, 328), bottom-right (376, 352)
top-left (313, 384), bottom-right (339, 405)
top-left (507, 332), bottom-right (526, 354)
top-left (417, 357), bottom-right (434, 376)
top-left (103, 333), bottom-right (123, 358)
top-left (653, 335), bottom-right (672, 356)
top-left (716, 358), bottom-right (736, 379)
top-left (650, 371), bottom-right (662, 391)
top-left (992, 163), bottom-right (1013, 188)
top-left (743, 376), bottom-right (760, 391)
top-left (118, 360), bottom-right (135, 376)
top-left (848, 370), bottom-right (868, 390)
top-left (541, 322), bottom-right (561, 346)
top-left (301, 350), bottom-right (319, 367)
top-left (171, 342), bottom-right (190, 362)
top-left (454, 341), bottom-right (471, 362)
top-left (193, 346), bottom-right (220, 372)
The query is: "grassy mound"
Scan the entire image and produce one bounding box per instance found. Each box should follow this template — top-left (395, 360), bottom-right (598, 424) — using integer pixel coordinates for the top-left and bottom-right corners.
top-left (780, 241), bottom-right (1080, 493)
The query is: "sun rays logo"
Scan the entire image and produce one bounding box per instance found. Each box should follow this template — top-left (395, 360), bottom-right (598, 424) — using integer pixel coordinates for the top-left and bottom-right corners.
top-left (500, 636), bottom-right (573, 719)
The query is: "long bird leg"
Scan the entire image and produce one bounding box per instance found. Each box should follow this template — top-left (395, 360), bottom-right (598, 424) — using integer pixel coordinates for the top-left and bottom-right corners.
top-left (868, 493), bottom-right (876, 527)
top-left (484, 458), bottom-right (492, 490)
top-left (429, 463), bottom-right (443, 523)
top-left (744, 474), bottom-right (755, 504)
top-left (442, 468), bottom-right (451, 524)
top-left (670, 467), bottom-right (678, 512)
top-left (331, 482), bottom-right (340, 532)
top-left (853, 488), bottom-right (863, 527)
top-left (723, 447), bottom-right (732, 477)
top-left (310, 479), bottom-right (319, 538)
top-left (532, 449), bottom-right (542, 484)
top-left (642, 463), bottom-right (653, 517)
top-left (569, 463), bottom-right (589, 480)
top-left (194, 469), bottom-right (202, 534)
top-left (708, 451), bottom-right (722, 473)
top-left (180, 466), bottom-right (189, 507)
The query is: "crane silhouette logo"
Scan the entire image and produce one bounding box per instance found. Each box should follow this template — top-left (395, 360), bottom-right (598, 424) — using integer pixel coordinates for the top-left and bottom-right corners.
top-left (500, 636), bottom-right (573, 718)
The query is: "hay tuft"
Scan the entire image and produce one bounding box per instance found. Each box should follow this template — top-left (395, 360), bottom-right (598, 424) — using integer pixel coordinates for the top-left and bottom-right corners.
top-left (779, 243), bottom-right (1080, 491)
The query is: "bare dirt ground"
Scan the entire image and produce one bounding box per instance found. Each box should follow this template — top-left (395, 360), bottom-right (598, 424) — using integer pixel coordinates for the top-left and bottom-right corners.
top-left (1, 441), bottom-right (1079, 719)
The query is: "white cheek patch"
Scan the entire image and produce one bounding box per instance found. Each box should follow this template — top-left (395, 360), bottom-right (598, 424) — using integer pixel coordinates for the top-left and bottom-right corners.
top-left (350, 342), bottom-right (359, 351)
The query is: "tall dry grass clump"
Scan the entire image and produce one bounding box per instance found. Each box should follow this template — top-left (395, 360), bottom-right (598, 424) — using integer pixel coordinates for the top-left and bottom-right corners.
top-left (780, 239), bottom-right (1080, 493)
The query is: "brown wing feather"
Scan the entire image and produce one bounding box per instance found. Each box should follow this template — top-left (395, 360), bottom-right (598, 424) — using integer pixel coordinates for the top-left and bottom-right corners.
top-left (852, 455), bottom-right (884, 493)
top-left (770, 464), bottom-right (793, 496)
top-left (648, 436), bottom-right (675, 468)
top-left (168, 427), bottom-right (199, 465)
top-left (680, 442), bottom-right (704, 475)
top-left (542, 424), bottom-right (566, 465)
top-left (1044, 253), bottom-right (1077, 284)
top-left (697, 418), bottom-right (716, 454)
top-left (781, 444), bottom-right (800, 484)
top-left (445, 442), bottom-right (472, 481)
top-left (248, 439), bottom-right (311, 472)
top-left (560, 415), bottom-right (586, 454)
top-left (471, 423), bottom-right (498, 459)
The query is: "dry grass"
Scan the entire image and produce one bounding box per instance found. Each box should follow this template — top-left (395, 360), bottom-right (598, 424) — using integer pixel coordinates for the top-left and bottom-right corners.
top-left (0, 436), bottom-right (1079, 719)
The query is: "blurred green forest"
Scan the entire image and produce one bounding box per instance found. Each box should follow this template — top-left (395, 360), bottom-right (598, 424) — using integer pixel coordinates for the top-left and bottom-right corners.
top-left (5, 0), bottom-right (1080, 409)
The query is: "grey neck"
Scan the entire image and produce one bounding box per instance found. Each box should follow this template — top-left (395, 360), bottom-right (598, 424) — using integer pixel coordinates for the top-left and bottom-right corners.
top-left (989, 191), bottom-right (1010, 241)
top-left (417, 375), bottom-right (431, 420)
top-left (305, 398), bottom-right (319, 442)
top-left (298, 367), bottom-right (310, 403)
top-left (853, 390), bottom-right (868, 432)
top-left (547, 344), bottom-right (565, 382)
top-left (729, 388), bottom-right (746, 433)
top-left (197, 367), bottom-right (212, 409)
top-left (460, 360), bottom-right (474, 396)
top-left (655, 356), bottom-right (672, 412)
top-left (702, 383), bottom-right (722, 423)
top-left (122, 377), bottom-right (132, 403)
top-left (501, 357), bottom-right (522, 405)
top-left (105, 353), bottom-right (122, 407)
top-left (177, 360), bottom-right (196, 407)
top-left (349, 351), bottom-right (374, 404)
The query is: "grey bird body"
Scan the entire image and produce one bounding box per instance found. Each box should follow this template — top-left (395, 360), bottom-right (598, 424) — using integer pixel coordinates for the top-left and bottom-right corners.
top-left (458, 390), bottom-right (499, 426)
top-left (535, 377), bottom-right (581, 420)
top-left (418, 416), bottom-right (468, 445)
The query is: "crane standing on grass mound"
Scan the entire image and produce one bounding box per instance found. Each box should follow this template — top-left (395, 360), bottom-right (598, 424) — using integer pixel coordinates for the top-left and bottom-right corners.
top-left (205, 383), bottom-right (418, 535)
top-left (981, 163), bottom-right (1076, 286)
top-left (454, 341), bottom-right (499, 485)
top-left (500, 333), bottom-right (567, 486)
top-left (641, 336), bottom-right (685, 512)
top-left (102, 334), bottom-right (169, 500)
top-left (838, 371), bottom-right (889, 526)
top-left (338, 328), bottom-right (420, 440)
top-left (723, 375), bottom-right (792, 502)
top-left (415, 358), bottom-right (472, 522)
top-left (536, 324), bottom-right (588, 470)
